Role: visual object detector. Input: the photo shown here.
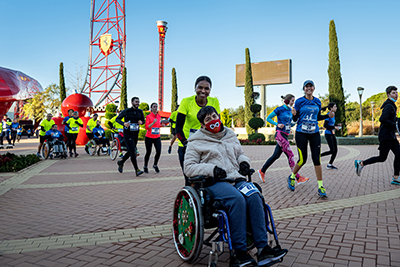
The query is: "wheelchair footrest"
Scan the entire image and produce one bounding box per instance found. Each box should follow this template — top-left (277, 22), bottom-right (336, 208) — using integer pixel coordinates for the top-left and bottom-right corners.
top-left (263, 258), bottom-right (284, 267)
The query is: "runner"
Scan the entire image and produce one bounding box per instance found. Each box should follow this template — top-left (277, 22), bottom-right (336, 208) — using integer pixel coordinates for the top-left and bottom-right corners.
top-left (258, 94), bottom-right (309, 185)
top-left (116, 96), bottom-right (145, 176)
top-left (37, 113), bottom-right (55, 157)
top-left (321, 103), bottom-right (340, 170)
top-left (17, 125), bottom-right (22, 142)
top-left (1, 115), bottom-right (12, 147)
top-left (66, 111), bottom-right (83, 157)
top-left (355, 86), bottom-right (400, 185)
top-left (62, 109), bottom-right (74, 152)
top-left (167, 105), bottom-right (179, 154)
top-left (10, 118), bottom-right (19, 146)
top-left (84, 113), bottom-right (99, 154)
top-left (289, 80), bottom-right (333, 197)
top-left (0, 119), bottom-right (3, 149)
top-left (175, 75), bottom-right (221, 185)
top-left (143, 103), bottom-right (165, 173)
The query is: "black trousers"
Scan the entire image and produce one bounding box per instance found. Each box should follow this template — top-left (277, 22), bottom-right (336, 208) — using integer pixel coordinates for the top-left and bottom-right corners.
top-left (11, 131), bottom-right (17, 145)
top-left (321, 134), bottom-right (338, 164)
top-left (69, 133), bottom-right (78, 153)
top-left (363, 139), bottom-right (400, 176)
top-left (121, 133), bottom-right (139, 170)
top-left (178, 146), bottom-right (190, 185)
top-left (295, 131), bottom-right (321, 166)
top-left (144, 137), bottom-right (161, 167)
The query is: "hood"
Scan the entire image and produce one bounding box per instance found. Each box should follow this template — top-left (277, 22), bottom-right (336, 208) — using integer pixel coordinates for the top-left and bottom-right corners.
top-left (380, 98), bottom-right (396, 110)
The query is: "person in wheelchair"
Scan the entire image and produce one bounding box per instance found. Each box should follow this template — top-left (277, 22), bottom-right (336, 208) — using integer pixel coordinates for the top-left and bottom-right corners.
top-left (92, 120), bottom-right (110, 154)
top-left (45, 124), bottom-right (65, 158)
top-left (184, 106), bottom-right (288, 267)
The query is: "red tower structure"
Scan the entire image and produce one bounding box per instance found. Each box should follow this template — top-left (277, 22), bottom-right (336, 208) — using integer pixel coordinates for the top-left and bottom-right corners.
top-left (156, 21), bottom-right (167, 111)
top-left (81, 0), bottom-right (126, 107)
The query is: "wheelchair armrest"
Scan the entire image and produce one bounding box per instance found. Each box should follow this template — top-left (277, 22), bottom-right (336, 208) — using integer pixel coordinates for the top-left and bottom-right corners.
top-left (188, 175), bottom-right (209, 183)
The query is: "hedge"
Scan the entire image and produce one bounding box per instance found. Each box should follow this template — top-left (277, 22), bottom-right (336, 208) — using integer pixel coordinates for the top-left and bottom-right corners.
top-left (0, 152), bottom-right (41, 172)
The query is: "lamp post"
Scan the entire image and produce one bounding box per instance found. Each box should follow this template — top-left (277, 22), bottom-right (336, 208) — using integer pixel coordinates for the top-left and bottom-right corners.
top-left (371, 101), bottom-right (375, 135)
top-left (357, 87), bottom-right (364, 137)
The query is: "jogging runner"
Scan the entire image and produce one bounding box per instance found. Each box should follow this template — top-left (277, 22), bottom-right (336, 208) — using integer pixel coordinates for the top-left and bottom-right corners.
top-left (258, 94), bottom-right (309, 185)
top-left (85, 113), bottom-right (99, 154)
top-left (37, 113), bottom-right (55, 157)
top-left (321, 103), bottom-right (340, 170)
top-left (289, 80), bottom-right (333, 197)
top-left (116, 96), bottom-right (145, 176)
top-left (62, 109), bottom-right (74, 152)
top-left (10, 118), bottom-right (19, 146)
top-left (167, 105), bottom-right (179, 154)
top-left (175, 75), bottom-right (220, 185)
top-left (66, 111), bottom-right (83, 157)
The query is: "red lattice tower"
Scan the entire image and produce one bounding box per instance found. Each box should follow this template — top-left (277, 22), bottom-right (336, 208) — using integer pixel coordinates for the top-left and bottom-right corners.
top-left (81, 0), bottom-right (126, 107)
top-left (157, 21), bottom-right (167, 111)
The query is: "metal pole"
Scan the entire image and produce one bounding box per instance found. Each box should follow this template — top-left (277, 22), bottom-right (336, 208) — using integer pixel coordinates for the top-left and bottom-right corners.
top-left (359, 94), bottom-right (363, 137)
top-left (371, 103), bottom-right (374, 135)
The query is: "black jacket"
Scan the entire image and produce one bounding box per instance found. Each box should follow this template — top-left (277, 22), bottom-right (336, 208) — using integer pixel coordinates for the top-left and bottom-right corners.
top-left (116, 107), bottom-right (145, 136)
top-left (378, 99), bottom-right (397, 140)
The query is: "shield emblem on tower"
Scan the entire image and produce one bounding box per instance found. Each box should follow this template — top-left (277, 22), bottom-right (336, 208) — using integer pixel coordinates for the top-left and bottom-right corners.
top-left (99, 33), bottom-right (113, 56)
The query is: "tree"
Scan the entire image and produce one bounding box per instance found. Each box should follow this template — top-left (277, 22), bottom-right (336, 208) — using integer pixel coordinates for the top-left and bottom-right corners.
top-left (120, 67), bottom-right (128, 110)
top-left (220, 108), bottom-right (232, 127)
top-left (230, 106), bottom-right (245, 127)
top-left (59, 62), bottom-right (66, 103)
top-left (67, 62), bottom-right (85, 93)
top-left (139, 102), bottom-right (149, 111)
top-left (22, 84), bottom-right (61, 122)
top-left (244, 48), bottom-right (255, 135)
top-left (171, 68), bottom-right (178, 112)
top-left (328, 20), bottom-right (347, 136)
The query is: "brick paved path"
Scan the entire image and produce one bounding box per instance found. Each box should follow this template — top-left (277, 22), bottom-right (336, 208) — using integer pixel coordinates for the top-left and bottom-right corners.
top-left (0, 137), bottom-right (399, 266)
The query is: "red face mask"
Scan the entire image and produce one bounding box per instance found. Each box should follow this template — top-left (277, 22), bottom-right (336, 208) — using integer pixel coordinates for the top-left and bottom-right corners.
top-left (205, 119), bottom-right (221, 133)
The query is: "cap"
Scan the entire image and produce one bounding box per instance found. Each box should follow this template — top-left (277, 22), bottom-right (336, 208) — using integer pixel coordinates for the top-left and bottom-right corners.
top-left (303, 80), bottom-right (315, 88)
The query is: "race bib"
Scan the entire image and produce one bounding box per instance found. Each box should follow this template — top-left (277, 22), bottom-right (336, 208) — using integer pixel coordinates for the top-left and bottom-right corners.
top-left (151, 127), bottom-right (160, 135)
top-left (129, 123), bottom-right (139, 131)
top-left (118, 128), bottom-right (123, 133)
top-left (71, 127), bottom-right (78, 131)
top-left (285, 124), bottom-right (291, 132)
top-left (237, 182), bottom-right (260, 197)
top-left (189, 129), bottom-right (198, 137)
top-left (301, 122), bottom-right (316, 133)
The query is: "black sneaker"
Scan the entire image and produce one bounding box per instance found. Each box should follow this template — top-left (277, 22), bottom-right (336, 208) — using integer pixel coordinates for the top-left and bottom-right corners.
top-left (153, 165), bottom-right (160, 173)
top-left (257, 245), bottom-right (288, 267)
top-left (233, 251), bottom-right (257, 267)
top-left (168, 146), bottom-right (172, 154)
top-left (85, 145), bottom-right (89, 154)
top-left (143, 166), bottom-right (149, 173)
top-left (326, 164), bottom-right (338, 170)
top-left (136, 169), bottom-right (144, 177)
top-left (117, 160), bottom-right (123, 173)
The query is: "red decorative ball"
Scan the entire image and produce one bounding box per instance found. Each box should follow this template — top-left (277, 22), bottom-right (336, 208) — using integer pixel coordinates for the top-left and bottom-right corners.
top-left (61, 93), bottom-right (94, 117)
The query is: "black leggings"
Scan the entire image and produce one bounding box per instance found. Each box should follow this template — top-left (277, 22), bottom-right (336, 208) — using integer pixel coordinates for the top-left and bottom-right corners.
top-left (69, 133), bottom-right (78, 153)
top-left (321, 134), bottom-right (337, 164)
top-left (144, 137), bottom-right (161, 167)
top-left (11, 131), bottom-right (17, 145)
top-left (295, 131), bottom-right (321, 167)
top-left (363, 139), bottom-right (400, 176)
top-left (178, 146), bottom-right (189, 186)
top-left (121, 133), bottom-right (139, 170)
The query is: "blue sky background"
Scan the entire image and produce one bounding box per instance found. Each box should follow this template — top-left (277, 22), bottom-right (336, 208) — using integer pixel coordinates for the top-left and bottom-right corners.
top-left (1, 0), bottom-right (399, 112)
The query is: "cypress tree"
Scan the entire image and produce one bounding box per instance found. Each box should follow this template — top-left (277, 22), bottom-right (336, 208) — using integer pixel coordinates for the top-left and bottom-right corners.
top-left (171, 68), bottom-right (178, 112)
top-left (120, 67), bottom-right (128, 110)
top-left (59, 62), bottom-right (66, 103)
top-left (328, 20), bottom-right (347, 136)
top-left (244, 48), bottom-right (255, 135)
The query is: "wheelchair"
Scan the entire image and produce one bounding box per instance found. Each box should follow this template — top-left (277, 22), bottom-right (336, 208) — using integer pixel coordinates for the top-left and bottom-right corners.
top-left (87, 137), bottom-right (110, 156)
top-left (172, 170), bottom-right (285, 267)
top-left (109, 131), bottom-right (128, 160)
top-left (42, 139), bottom-right (68, 159)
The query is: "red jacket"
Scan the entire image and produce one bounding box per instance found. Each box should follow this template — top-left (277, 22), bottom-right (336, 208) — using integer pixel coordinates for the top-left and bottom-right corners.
top-left (145, 112), bottom-right (161, 138)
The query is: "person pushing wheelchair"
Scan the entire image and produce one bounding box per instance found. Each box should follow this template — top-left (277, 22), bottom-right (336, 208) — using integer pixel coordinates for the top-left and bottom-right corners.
top-left (184, 106), bottom-right (287, 267)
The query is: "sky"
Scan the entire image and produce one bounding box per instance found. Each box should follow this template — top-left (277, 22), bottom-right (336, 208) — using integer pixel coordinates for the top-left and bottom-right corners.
top-left (1, 0), bottom-right (400, 112)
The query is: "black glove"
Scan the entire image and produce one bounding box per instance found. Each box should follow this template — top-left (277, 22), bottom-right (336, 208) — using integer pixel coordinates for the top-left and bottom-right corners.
top-left (213, 166), bottom-right (227, 180)
top-left (238, 162), bottom-right (250, 176)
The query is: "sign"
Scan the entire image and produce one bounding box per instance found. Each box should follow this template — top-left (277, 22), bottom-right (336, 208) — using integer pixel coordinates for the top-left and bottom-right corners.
top-left (99, 33), bottom-right (113, 56)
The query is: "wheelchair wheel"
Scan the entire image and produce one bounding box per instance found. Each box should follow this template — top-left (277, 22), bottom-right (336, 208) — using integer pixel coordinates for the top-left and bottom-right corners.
top-left (42, 142), bottom-right (50, 159)
top-left (88, 140), bottom-right (97, 156)
top-left (110, 137), bottom-right (120, 161)
top-left (173, 186), bottom-right (204, 263)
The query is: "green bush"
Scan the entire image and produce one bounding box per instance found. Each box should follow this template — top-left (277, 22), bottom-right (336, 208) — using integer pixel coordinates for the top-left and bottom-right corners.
top-left (250, 104), bottom-right (262, 114)
top-left (248, 133), bottom-right (265, 142)
top-left (248, 117), bottom-right (265, 131)
top-left (0, 153), bottom-right (40, 172)
top-left (105, 103), bottom-right (118, 113)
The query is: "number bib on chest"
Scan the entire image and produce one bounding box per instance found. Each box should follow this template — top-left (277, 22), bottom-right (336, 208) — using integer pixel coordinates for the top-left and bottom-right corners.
top-left (71, 127), bottom-right (78, 132)
top-left (151, 127), bottom-right (160, 135)
top-left (129, 123), bottom-right (139, 131)
top-left (301, 122), bottom-right (316, 133)
top-left (237, 182), bottom-right (260, 197)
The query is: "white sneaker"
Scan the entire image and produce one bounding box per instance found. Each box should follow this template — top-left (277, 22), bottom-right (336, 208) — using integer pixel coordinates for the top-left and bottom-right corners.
top-left (391, 177), bottom-right (400, 185)
top-left (355, 160), bottom-right (363, 176)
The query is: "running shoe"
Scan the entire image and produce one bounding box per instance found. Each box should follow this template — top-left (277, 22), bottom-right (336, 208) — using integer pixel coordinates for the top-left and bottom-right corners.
top-left (143, 166), bottom-right (149, 173)
top-left (168, 146), bottom-right (172, 154)
top-left (117, 160), bottom-right (123, 173)
top-left (153, 165), bottom-right (160, 173)
top-left (119, 153), bottom-right (124, 158)
top-left (296, 175), bottom-right (309, 185)
top-left (257, 245), bottom-right (288, 267)
top-left (74, 153), bottom-right (79, 157)
top-left (136, 169), bottom-right (144, 177)
top-left (391, 177), bottom-right (400, 185)
top-left (69, 152), bottom-right (73, 158)
top-left (234, 251), bottom-right (257, 267)
top-left (318, 186), bottom-right (327, 197)
top-left (136, 148), bottom-right (140, 156)
top-left (326, 164), bottom-right (338, 170)
top-left (36, 152), bottom-right (41, 158)
top-left (287, 175), bottom-right (295, 191)
top-left (258, 169), bottom-right (266, 183)
top-left (354, 160), bottom-right (363, 176)
top-left (84, 145), bottom-right (89, 154)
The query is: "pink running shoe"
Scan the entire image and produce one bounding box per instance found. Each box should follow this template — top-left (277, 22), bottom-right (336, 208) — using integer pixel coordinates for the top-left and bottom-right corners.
top-left (296, 175), bottom-right (309, 185)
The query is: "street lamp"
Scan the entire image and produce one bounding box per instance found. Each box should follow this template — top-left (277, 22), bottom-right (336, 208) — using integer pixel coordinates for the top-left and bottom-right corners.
top-left (357, 87), bottom-right (364, 137)
top-left (371, 101), bottom-right (375, 135)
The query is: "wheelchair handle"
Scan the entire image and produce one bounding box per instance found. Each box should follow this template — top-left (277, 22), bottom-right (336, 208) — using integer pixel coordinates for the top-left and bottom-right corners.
top-left (247, 168), bottom-right (255, 182)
